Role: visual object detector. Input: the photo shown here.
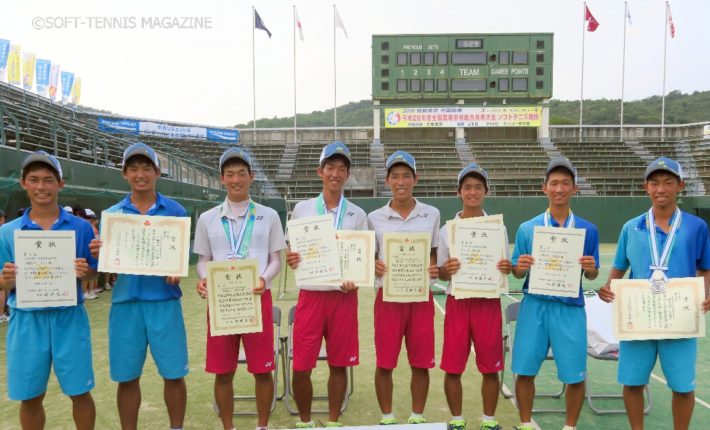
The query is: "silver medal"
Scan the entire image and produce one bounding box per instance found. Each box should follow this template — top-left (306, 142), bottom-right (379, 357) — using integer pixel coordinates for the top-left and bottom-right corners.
top-left (650, 269), bottom-right (666, 294)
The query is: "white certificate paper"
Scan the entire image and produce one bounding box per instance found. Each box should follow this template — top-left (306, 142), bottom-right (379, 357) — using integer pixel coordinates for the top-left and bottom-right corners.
top-left (98, 213), bottom-right (191, 277)
top-left (15, 230), bottom-right (77, 308)
top-left (287, 215), bottom-right (342, 286)
top-left (528, 226), bottom-right (585, 298)
top-left (449, 221), bottom-right (505, 299)
top-left (207, 259), bottom-right (263, 336)
top-left (611, 277), bottom-right (706, 341)
top-left (383, 232), bottom-right (431, 303)
top-left (314, 230), bottom-right (376, 289)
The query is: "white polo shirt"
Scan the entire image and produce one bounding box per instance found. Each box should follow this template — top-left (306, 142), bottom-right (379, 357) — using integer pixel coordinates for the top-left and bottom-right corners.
top-left (193, 198), bottom-right (287, 290)
top-left (367, 199), bottom-right (440, 289)
top-left (289, 197), bottom-right (368, 291)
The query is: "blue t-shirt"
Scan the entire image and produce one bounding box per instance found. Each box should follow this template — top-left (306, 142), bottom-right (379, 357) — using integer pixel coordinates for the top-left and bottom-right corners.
top-left (613, 210), bottom-right (710, 279)
top-left (104, 192), bottom-right (187, 303)
top-left (512, 211), bottom-right (600, 306)
top-left (0, 207), bottom-right (98, 310)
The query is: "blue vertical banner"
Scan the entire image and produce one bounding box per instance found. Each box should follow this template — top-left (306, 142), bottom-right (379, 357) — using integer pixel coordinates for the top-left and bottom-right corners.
top-left (60, 71), bottom-right (74, 104)
top-left (0, 39), bottom-right (9, 81)
top-left (35, 59), bottom-right (51, 96)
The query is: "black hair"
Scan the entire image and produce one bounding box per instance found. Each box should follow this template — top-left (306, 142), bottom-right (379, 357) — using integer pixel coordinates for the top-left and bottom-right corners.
top-left (21, 161), bottom-right (61, 182)
top-left (458, 172), bottom-right (488, 193)
top-left (123, 154), bottom-right (159, 172)
top-left (645, 170), bottom-right (681, 183)
top-left (386, 163), bottom-right (416, 179)
top-left (320, 154), bottom-right (351, 172)
top-left (221, 158), bottom-right (252, 175)
top-left (544, 166), bottom-right (575, 184)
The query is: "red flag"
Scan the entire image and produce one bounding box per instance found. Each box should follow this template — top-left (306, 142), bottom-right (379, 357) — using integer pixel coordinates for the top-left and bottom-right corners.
top-left (667, 4), bottom-right (676, 38)
top-left (585, 5), bottom-right (599, 32)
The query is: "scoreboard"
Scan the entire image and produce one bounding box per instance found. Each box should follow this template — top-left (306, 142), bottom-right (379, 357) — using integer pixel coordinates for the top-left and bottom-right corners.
top-left (372, 33), bottom-right (553, 102)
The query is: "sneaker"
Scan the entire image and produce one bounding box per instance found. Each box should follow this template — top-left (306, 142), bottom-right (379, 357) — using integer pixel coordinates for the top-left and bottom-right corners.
top-left (95, 286), bottom-right (104, 293)
top-left (408, 416), bottom-right (427, 425)
top-left (447, 419), bottom-right (466, 430)
top-left (0, 313), bottom-right (9, 323)
top-left (513, 426), bottom-right (535, 430)
top-left (324, 422), bottom-right (343, 428)
top-left (480, 420), bottom-right (501, 430)
top-left (379, 418), bottom-right (398, 425)
top-left (104, 283), bottom-right (113, 290)
top-left (295, 422), bottom-right (315, 429)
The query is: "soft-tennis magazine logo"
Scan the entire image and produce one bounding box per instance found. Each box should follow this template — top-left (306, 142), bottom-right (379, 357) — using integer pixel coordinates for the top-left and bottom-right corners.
top-left (386, 111), bottom-right (401, 126)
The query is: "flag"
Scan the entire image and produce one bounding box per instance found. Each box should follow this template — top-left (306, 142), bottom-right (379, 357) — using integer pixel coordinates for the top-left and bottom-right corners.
top-left (254, 9), bottom-right (272, 38)
top-left (35, 59), bottom-right (51, 96)
top-left (334, 5), bottom-right (348, 38)
top-left (626, 5), bottom-right (632, 26)
top-left (60, 70), bottom-right (74, 104)
top-left (48, 64), bottom-right (60, 100)
top-left (667, 3), bottom-right (675, 38)
top-left (22, 52), bottom-right (36, 91)
top-left (0, 39), bottom-right (10, 82)
top-left (7, 44), bottom-right (21, 86)
top-left (295, 7), bottom-right (304, 41)
top-left (71, 77), bottom-right (81, 105)
top-left (585, 4), bottom-right (599, 32)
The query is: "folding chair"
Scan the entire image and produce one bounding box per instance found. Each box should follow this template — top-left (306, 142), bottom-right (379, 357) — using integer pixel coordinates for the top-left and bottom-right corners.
top-left (213, 306), bottom-right (283, 417)
top-left (283, 305), bottom-right (354, 415)
top-left (500, 301), bottom-right (566, 414)
top-left (585, 347), bottom-right (652, 415)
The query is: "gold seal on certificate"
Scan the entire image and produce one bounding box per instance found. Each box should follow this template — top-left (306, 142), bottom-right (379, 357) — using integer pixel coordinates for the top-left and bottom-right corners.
top-left (14, 230), bottom-right (77, 308)
top-left (611, 277), bottom-right (706, 341)
top-left (287, 215), bottom-right (342, 286)
top-left (528, 226), bottom-right (586, 298)
top-left (383, 232), bottom-right (431, 303)
top-left (314, 230), bottom-right (376, 289)
top-left (98, 213), bottom-right (191, 277)
top-left (207, 260), bottom-right (263, 336)
top-left (448, 221), bottom-right (505, 299)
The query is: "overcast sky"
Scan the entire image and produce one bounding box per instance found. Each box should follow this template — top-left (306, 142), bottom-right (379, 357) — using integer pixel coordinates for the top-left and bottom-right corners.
top-left (2, 0), bottom-right (707, 127)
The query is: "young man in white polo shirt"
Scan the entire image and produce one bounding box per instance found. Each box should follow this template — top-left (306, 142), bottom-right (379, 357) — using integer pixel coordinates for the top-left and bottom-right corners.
top-left (286, 141), bottom-right (369, 428)
top-left (367, 150), bottom-right (440, 425)
top-left (194, 147), bottom-right (286, 430)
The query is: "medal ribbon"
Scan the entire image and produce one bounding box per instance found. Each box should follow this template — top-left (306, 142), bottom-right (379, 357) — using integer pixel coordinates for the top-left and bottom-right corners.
top-left (316, 193), bottom-right (347, 229)
top-left (647, 207), bottom-right (682, 279)
top-left (221, 199), bottom-right (257, 259)
top-left (543, 208), bottom-right (575, 228)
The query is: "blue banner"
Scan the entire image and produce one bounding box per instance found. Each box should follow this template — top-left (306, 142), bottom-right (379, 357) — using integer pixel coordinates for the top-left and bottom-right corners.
top-left (60, 71), bottom-right (74, 103)
top-left (98, 117), bottom-right (140, 135)
top-left (35, 59), bottom-right (51, 95)
top-left (207, 128), bottom-right (240, 143)
top-left (0, 39), bottom-right (9, 72)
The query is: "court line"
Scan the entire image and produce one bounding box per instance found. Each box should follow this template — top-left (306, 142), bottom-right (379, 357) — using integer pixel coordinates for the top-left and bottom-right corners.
top-left (649, 373), bottom-right (710, 409)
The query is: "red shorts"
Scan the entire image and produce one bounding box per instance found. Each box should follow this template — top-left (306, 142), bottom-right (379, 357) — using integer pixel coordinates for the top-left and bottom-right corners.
top-left (440, 295), bottom-right (503, 375)
top-left (374, 289), bottom-right (435, 370)
top-left (292, 289), bottom-right (359, 371)
top-left (205, 290), bottom-right (275, 375)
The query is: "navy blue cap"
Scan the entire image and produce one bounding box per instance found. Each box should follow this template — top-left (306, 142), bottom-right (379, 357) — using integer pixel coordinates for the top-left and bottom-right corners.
top-left (122, 142), bottom-right (160, 169)
top-left (457, 162), bottom-right (489, 189)
top-left (644, 156), bottom-right (683, 180)
top-left (319, 141), bottom-right (352, 165)
top-left (219, 147), bottom-right (253, 170)
top-left (22, 150), bottom-right (64, 180)
top-left (386, 150), bottom-right (417, 173)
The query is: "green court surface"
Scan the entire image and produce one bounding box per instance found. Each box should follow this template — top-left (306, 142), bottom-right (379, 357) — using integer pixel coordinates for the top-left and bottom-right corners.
top-left (0, 245), bottom-right (708, 429)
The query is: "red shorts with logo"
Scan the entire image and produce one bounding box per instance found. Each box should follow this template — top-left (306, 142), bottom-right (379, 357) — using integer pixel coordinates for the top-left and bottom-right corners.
top-left (440, 295), bottom-right (503, 375)
top-left (374, 288), bottom-right (435, 370)
top-left (292, 289), bottom-right (359, 371)
top-left (206, 290), bottom-right (275, 375)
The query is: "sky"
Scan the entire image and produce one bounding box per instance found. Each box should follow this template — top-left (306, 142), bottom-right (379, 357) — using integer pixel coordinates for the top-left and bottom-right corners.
top-left (1, 0), bottom-right (708, 127)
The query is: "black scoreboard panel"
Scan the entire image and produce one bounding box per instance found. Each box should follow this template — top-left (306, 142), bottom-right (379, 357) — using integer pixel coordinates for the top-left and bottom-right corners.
top-left (373, 33), bottom-right (553, 101)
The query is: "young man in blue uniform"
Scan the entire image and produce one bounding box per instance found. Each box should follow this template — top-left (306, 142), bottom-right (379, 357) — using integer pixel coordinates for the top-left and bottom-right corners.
top-left (599, 157), bottom-right (710, 430)
top-left (510, 157), bottom-right (599, 430)
top-left (0, 151), bottom-right (97, 429)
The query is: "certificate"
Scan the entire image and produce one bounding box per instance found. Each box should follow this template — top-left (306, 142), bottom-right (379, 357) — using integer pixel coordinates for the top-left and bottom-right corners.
top-left (207, 259), bottom-right (262, 336)
top-left (611, 277), bottom-right (706, 340)
top-left (14, 230), bottom-right (77, 308)
top-left (448, 221), bottom-right (505, 299)
top-left (98, 213), bottom-right (191, 277)
top-left (528, 226), bottom-right (585, 298)
top-left (314, 230), bottom-right (376, 289)
top-left (383, 232), bottom-right (431, 303)
top-left (287, 215), bottom-right (342, 286)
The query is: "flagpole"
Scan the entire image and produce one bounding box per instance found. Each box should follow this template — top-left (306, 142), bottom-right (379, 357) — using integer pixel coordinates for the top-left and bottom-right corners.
top-left (661, 1), bottom-right (669, 141)
top-left (293, 5), bottom-right (297, 147)
top-left (333, 4), bottom-right (337, 140)
top-left (579, 2), bottom-right (586, 143)
top-left (252, 6), bottom-right (257, 145)
top-left (620, 1), bottom-right (628, 141)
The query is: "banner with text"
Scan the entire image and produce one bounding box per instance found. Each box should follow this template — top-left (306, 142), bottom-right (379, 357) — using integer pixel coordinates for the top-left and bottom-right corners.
top-left (35, 59), bottom-right (51, 96)
top-left (0, 39), bottom-right (10, 81)
top-left (98, 117), bottom-right (240, 143)
top-left (384, 106), bottom-right (543, 128)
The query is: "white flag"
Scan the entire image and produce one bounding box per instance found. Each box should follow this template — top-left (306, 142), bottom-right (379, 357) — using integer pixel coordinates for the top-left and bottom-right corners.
top-left (334, 5), bottom-right (348, 38)
top-left (295, 7), bottom-right (304, 41)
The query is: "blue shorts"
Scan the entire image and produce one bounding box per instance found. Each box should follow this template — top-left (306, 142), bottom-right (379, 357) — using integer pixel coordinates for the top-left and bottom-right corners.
top-left (618, 338), bottom-right (696, 393)
top-left (6, 306), bottom-right (94, 401)
top-left (511, 295), bottom-right (587, 384)
top-left (109, 300), bottom-right (189, 382)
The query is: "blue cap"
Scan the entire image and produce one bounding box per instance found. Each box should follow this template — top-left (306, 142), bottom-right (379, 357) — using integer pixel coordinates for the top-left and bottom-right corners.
top-left (457, 162), bottom-right (489, 189)
top-left (386, 150), bottom-right (417, 173)
top-left (644, 156), bottom-right (683, 180)
top-left (319, 141), bottom-right (352, 165)
top-left (219, 147), bottom-right (253, 170)
top-left (122, 142), bottom-right (160, 170)
top-left (545, 156), bottom-right (577, 183)
top-left (22, 150), bottom-right (64, 180)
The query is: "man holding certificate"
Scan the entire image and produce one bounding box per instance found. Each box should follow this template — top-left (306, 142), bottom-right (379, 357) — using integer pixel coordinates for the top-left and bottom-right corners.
top-left (193, 148), bottom-right (286, 430)
top-left (437, 163), bottom-right (511, 430)
top-left (0, 151), bottom-right (97, 429)
top-left (367, 151), bottom-right (440, 426)
top-left (100, 142), bottom-right (189, 430)
top-left (510, 157), bottom-right (599, 430)
top-left (599, 157), bottom-right (710, 430)
top-left (285, 142), bottom-right (368, 428)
